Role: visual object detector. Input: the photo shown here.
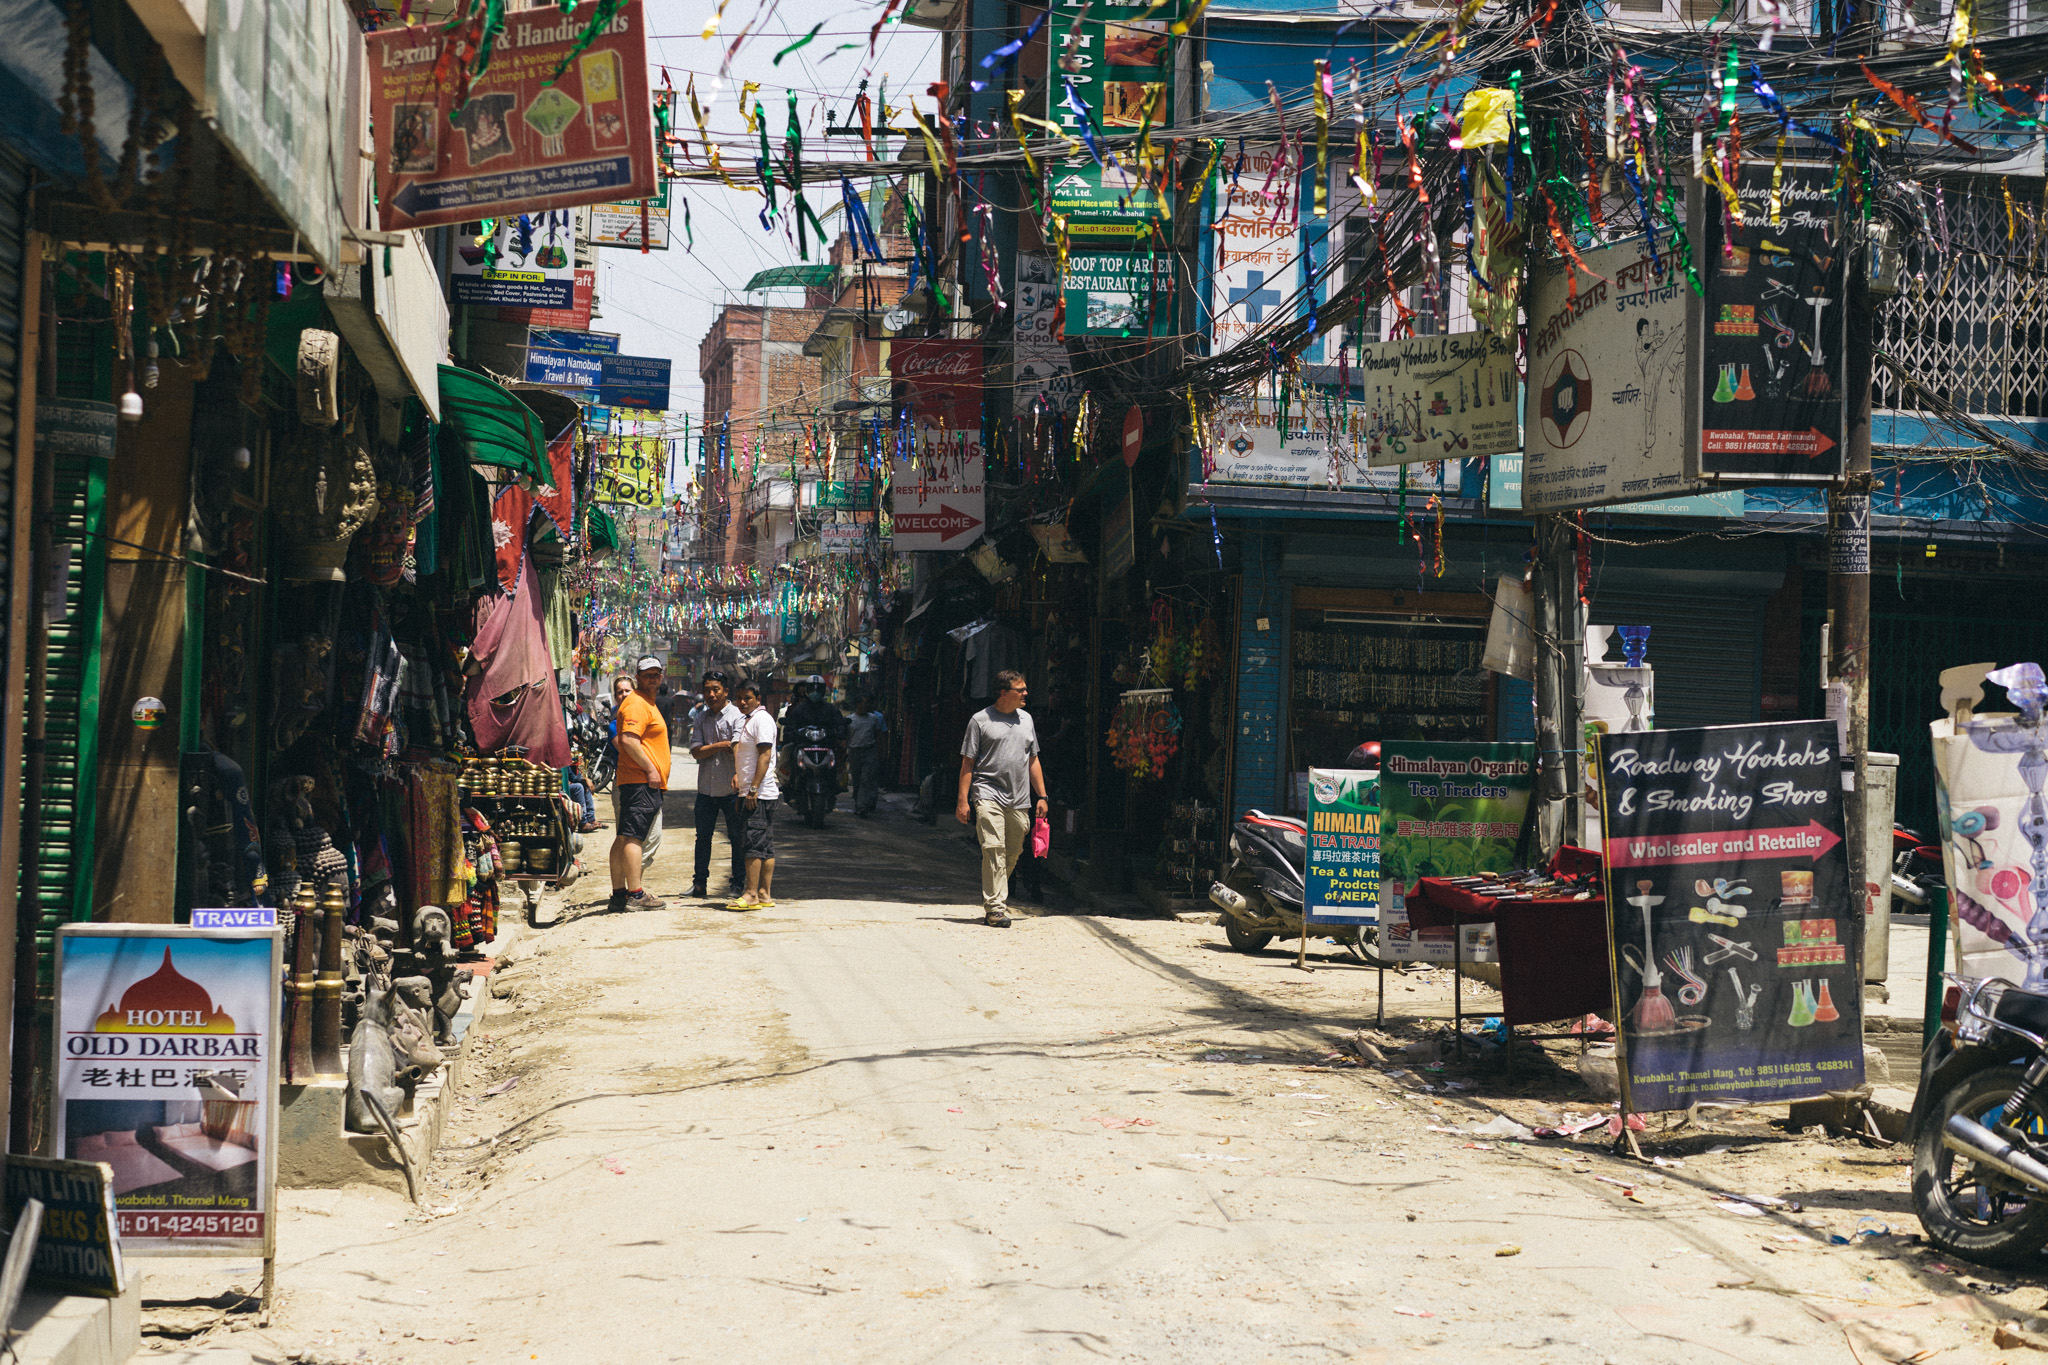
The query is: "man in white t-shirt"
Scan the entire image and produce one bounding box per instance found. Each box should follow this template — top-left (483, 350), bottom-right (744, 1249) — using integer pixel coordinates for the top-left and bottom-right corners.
top-left (728, 679), bottom-right (780, 910)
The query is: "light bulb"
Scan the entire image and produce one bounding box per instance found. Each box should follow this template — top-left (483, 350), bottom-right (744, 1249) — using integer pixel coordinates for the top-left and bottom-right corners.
top-left (233, 445), bottom-right (252, 470)
top-left (118, 390), bottom-right (144, 422)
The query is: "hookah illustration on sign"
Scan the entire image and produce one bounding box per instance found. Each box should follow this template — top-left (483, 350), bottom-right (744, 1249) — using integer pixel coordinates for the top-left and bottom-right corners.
top-left (1957, 662), bottom-right (2048, 989)
top-left (1625, 880), bottom-right (1679, 1033)
top-left (1727, 968), bottom-right (1761, 1031)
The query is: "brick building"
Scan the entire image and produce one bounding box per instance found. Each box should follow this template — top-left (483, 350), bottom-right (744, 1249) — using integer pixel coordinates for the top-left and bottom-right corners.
top-left (697, 305), bottom-right (826, 564)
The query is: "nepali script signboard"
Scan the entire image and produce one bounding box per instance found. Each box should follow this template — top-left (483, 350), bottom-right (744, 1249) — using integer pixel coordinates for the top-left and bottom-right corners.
top-left (1523, 237), bottom-right (1709, 511)
top-left (1306, 769), bottom-right (1379, 926)
top-left (369, 0), bottom-right (658, 231)
top-left (1595, 720), bottom-right (1862, 1112)
top-left (54, 924), bottom-right (283, 1256)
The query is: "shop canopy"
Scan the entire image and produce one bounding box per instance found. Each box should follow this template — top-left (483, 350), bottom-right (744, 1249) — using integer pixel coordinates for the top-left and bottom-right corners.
top-left (744, 264), bottom-right (834, 291)
top-left (438, 364), bottom-right (550, 484)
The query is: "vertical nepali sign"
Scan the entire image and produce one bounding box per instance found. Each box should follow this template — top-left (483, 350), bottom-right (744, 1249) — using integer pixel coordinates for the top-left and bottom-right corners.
top-left (1048, 0), bottom-right (1179, 144)
top-left (1210, 143), bottom-right (1299, 354)
top-left (54, 925), bottom-right (282, 1255)
top-left (1596, 720), bottom-right (1862, 1112)
top-left (369, 0), bottom-right (657, 231)
top-left (1687, 162), bottom-right (1847, 483)
top-left (888, 341), bottom-right (986, 551)
top-left (1306, 769), bottom-right (1379, 925)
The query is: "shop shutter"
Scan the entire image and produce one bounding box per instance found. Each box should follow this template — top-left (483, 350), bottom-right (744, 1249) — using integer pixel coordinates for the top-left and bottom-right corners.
top-left (0, 147), bottom-right (18, 694)
top-left (1587, 588), bottom-right (1764, 730)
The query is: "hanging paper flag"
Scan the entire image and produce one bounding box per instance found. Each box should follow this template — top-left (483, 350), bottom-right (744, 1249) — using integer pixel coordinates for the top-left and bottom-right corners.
top-left (1459, 88), bottom-right (1514, 148)
top-left (775, 22), bottom-right (823, 63)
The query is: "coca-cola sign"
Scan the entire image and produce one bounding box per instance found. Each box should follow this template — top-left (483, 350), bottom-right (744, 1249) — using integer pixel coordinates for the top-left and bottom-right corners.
top-left (890, 340), bottom-right (982, 429)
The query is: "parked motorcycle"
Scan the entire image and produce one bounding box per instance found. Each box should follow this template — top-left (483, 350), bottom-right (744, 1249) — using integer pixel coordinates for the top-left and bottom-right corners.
top-left (572, 710), bottom-right (615, 793)
top-left (1910, 972), bottom-right (2048, 1267)
top-left (790, 725), bottom-right (838, 829)
top-left (1209, 810), bottom-right (1389, 963)
top-left (1892, 823), bottom-right (1946, 909)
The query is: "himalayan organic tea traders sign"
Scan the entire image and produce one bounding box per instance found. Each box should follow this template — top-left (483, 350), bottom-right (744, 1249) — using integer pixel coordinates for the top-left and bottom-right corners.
top-left (1595, 719), bottom-right (1861, 1111)
top-left (1377, 743), bottom-right (1535, 962)
top-left (1306, 769), bottom-right (1379, 926)
top-left (369, 0), bottom-right (658, 231)
top-left (54, 925), bottom-right (282, 1255)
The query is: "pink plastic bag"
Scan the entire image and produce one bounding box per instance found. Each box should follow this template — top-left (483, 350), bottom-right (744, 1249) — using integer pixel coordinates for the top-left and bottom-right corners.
top-left (1029, 815), bottom-right (1051, 858)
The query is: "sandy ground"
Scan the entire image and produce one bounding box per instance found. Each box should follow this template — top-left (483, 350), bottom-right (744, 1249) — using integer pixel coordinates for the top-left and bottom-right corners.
top-left (132, 778), bottom-right (2040, 1364)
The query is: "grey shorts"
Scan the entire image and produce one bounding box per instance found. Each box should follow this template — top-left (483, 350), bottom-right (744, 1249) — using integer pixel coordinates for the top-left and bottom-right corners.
top-left (738, 798), bottom-right (776, 860)
top-left (616, 782), bottom-right (663, 841)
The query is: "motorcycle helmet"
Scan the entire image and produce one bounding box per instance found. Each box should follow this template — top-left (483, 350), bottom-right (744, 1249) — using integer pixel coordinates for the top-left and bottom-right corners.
top-left (1346, 740), bottom-right (1382, 768)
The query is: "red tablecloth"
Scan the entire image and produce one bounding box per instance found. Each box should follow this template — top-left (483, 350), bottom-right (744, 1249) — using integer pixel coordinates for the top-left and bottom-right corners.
top-left (1407, 873), bottom-right (1613, 1028)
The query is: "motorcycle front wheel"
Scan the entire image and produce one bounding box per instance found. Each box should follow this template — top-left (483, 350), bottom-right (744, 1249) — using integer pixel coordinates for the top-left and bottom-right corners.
top-left (589, 749), bottom-right (616, 794)
top-left (805, 782), bottom-right (829, 828)
top-left (1912, 1066), bottom-right (2048, 1268)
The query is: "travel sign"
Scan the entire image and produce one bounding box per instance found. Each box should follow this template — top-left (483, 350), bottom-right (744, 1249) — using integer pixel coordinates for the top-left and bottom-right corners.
top-left (369, 0), bottom-right (658, 231)
top-left (1047, 163), bottom-right (1163, 237)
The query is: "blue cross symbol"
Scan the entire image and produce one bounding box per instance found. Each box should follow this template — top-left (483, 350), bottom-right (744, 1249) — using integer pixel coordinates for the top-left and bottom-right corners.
top-left (1229, 270), bottom-right (1282, 323)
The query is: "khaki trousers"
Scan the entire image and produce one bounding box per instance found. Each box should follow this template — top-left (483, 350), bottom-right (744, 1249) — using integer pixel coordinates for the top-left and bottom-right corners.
top-left (975, 802), bottom-right (1032, 913)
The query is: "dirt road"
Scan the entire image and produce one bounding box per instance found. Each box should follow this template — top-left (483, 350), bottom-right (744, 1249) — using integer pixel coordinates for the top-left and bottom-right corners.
top-left (142, 794), bottom-right (2031, 1363)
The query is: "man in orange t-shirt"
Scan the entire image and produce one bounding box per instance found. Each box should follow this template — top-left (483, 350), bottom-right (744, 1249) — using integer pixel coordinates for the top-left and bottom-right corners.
top-left (608, 656), bottom-right (672, 912)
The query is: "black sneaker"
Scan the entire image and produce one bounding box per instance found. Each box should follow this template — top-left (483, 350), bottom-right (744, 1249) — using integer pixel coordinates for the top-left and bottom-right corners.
top-left (984, 907), bottom-right (1012, 928)
top-left (606, 888), bottom-right (629, 912)
top-left (688, 881), bottom-right (707, 898)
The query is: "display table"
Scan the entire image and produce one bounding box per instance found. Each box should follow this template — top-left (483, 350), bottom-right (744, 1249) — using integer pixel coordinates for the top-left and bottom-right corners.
top-left (1401, 847), bottom-right (1614, 1057)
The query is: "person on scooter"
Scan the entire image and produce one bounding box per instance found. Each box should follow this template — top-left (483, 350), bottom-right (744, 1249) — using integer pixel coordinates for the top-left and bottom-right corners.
top-left (782, 679), bottom-right (846, 809)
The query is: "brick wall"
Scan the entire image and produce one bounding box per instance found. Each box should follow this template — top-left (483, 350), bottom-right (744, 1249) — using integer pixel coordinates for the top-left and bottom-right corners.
top-left (1231, 531), bottom-right (1290, 818)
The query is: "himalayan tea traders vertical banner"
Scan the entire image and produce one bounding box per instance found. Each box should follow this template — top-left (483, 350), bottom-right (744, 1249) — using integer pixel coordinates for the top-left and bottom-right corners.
top-left (1377, 743), bottom-right (1534, 961)
top-left (54, 925), bottom-right (282, 1254)
top-left (1306, 769), bottom-right (1379, 925)
top-left (1595, 719), bottom-right (1861, 1111)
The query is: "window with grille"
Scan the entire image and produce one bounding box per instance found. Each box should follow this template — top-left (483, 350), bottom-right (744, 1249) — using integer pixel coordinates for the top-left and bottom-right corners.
top-left (1875, 183), bottom-right (2048, 419)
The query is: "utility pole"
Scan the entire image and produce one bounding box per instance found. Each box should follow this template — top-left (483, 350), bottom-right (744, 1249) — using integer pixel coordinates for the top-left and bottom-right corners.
top-left (1531, 512), bottom-right (1584, 859)
top-left (1828, 233), bottom-right (1876, 948)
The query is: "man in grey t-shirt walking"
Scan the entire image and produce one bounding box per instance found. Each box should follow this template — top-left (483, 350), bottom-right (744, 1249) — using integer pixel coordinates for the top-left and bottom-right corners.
top-left (955, 669), bottom-right (1048, 928)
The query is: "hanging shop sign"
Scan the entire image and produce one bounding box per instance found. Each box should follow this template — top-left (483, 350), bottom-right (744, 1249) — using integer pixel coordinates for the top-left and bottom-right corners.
top-left (4, 1154), bottom-right (123, 1295)
top-left (1376, 742), bottom-right (1536, 962)
top-left (500, 268), bottom-right (596, 329)
top-left (813, 481), bottom-right (876, 511)
top-left (529, 328), bottom-right (619, 355)
top-left (54, 925), bottom-right (283, 1256)
top-left (1046, 163), bottom-right (1164, 237)
top-left (1595, 719), bottom-right (1861, 1112)
top-left (1048, 0), bottom-right (1179, 145)
top-left (1687, 162), bottom-right (1848, 483)
top-left (1204, 391), bottom-right (1464, 494)
top-left (1210, 143), bottom-right (1300, 353)
top-left (1358, 332), bottom-right (1519, 466)
top-left (888, 340), bottom-right (986, 551)
top-left (36, 398), bottom-right (117, 461)
top-left (600, 354), bottom-right (672, 411)
top-left (1523, 235), bottom-right (1711, 511)
top-left (594, 434), bottom-right (663, 507)
top-left (1306, 769), bottom-right (1380, 926)
top-left (205, 0), bottom-right (356, 269)
top-left (1930, 663), bottom-right (2048, 985)
top-left (369, 0), bottom-right (658, 231)
top-left (524, 346), bottom-right (604, 391)
top-left (1014, 254), bottom-right (1078, 415)
top-left (819, 524), bottom-right (866, 555)
top-left (1488, 453), bottom-right (1744, 518)
top-left (589, 185), bottom-right (670, 250)
top-left (450, 213), bottom-right (577, 308)
top-left (1063, 246), bottom-right (1175, 338)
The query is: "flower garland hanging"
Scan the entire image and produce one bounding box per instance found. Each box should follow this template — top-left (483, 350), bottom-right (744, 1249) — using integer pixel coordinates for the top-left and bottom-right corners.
top-left (1106, 690), bottom-right (1181, 780)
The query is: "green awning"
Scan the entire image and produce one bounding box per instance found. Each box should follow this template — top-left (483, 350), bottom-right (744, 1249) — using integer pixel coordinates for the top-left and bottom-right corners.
top-left (438, 365), bottom-right (549, 484)
top-left (744, 264), bottom-right (834, 291)
top-left (586, 504), bottom-right (619, 552)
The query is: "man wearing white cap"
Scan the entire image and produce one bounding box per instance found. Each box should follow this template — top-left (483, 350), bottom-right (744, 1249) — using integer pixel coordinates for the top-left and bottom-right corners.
top-left (608, 656), bottom-right (671, 912)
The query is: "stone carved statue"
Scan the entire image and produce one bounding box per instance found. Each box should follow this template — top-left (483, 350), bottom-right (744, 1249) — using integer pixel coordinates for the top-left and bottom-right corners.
top-left (410, 906), bottom-right (466, 1045)
top-left (345, 980), bottom-right (404, 1134)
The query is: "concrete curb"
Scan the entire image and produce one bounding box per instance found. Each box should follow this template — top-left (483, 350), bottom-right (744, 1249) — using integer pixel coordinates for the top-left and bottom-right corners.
top-left (8, 1284), bottom-right (139, 1365)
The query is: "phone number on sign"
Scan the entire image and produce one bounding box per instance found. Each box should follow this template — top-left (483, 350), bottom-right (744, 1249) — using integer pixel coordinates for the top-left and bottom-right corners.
top-left (118, 1212), bottom-right (264, 1238)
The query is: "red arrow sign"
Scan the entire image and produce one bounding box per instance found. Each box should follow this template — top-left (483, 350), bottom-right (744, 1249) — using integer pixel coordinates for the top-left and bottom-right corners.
top-left (1701, 428), bottom-right (1837, 459)
top-left (1606, 821), bottom-right (1842, 868)
top-left (894, 502), bottom-right (984, 544)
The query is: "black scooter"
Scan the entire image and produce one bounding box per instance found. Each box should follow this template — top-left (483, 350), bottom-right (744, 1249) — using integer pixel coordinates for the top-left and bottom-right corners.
top-left (1910, 972), bottom-right (2048, 1267)
top-left (789, 725), bottom-right (838, 829)
top-left (1209, 810), bottom-right (1387, 962)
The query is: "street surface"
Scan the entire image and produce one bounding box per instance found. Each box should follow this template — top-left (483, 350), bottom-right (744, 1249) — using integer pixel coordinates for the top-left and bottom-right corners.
top-left (137, 780), bottom-right (2031, 1364)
